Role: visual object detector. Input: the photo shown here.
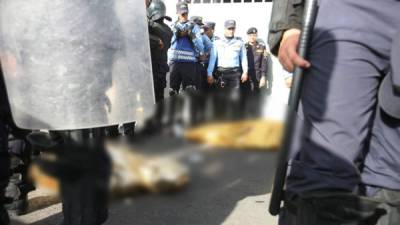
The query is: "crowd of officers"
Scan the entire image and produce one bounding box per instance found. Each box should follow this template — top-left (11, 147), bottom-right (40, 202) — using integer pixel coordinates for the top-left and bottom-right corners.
top-left (147, 0), bottom-right (273, 105)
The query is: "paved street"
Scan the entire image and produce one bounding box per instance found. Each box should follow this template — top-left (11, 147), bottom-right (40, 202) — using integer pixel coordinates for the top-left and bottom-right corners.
top-left (10, 135), bottom-right (279, 225)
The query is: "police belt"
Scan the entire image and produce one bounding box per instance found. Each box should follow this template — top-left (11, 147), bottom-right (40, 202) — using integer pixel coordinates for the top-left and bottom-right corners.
top-left (217, 67), bottom-right (241, 74)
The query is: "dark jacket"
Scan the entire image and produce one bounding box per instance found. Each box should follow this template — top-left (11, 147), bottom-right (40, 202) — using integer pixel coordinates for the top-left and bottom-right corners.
top-left (268, 0), bottom-right (304, 56)
top-left (245, 41), bottom-right (269, 82)
top-left (149, 20), bottom-right (173, 74)
top-left (0, 69), bottom-right (11, 122)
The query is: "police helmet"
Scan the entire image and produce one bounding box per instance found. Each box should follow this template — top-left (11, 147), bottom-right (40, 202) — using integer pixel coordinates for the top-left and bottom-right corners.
top-left (147, 0), bottom-right (171, 22)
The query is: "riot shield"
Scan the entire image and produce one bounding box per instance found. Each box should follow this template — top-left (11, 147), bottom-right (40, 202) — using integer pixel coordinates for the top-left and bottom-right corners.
top-left (0, 0), bottom-right (155, 130)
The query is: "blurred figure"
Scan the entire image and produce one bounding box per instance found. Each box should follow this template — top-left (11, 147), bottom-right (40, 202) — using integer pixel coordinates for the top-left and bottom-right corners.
top-left (4, 125), bottom-right (34, 216)
top-left (0, 70), bottom-right (34, 220)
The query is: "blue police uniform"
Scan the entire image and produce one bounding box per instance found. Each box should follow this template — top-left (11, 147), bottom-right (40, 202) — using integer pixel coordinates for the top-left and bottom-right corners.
top-left (211, 36), bottom-right (220, 42)
top-left (201, 34), bottom-right (213, 57)
top-left (207, 36), bottom-right (248, 89)
top-left (168, 21), bottom-right (205, 92)
top-left (198, 34), bottom-right (214, 90)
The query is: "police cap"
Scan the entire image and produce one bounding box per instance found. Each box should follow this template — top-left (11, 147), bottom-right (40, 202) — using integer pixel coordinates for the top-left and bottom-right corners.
top-left (176, 2), bottom-right (189, 14)
top-left (203, 21), bottom-right (216, 30)
top-left (224, 20), bottom-right (236, 29)
top-left (247, 27), bottom-right (258, 34)
top-left (190, 16), bottom-right (204, 26)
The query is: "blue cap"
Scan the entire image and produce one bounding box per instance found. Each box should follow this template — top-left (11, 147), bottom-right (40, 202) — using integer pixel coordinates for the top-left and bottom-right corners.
top-left (176, 2), bottom-right (189, 14)
top-left (224, 20), bottom-right (236, 29)
top-left (190, 16), bottom-right (204, 26)
top-left (204, 21), bottom-right (216, 30)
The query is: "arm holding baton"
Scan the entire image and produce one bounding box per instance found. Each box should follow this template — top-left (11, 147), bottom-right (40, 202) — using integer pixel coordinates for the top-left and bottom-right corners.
top-left (268, 0), bottom-right (319, 216)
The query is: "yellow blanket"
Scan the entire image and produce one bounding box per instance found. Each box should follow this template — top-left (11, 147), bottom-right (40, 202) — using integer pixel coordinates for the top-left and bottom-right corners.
top-left (185, 119), bottom-right (283, 150)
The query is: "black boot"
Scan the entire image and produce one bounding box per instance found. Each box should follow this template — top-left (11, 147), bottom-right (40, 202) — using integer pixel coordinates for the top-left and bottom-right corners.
top-left (279, 191), bottom-right (387, 225)
top-left (61, 132), bottom-right (110, 225)
top-left (0, 185), bottom-right (10, 225)
top-left (0, 138), bottom-right (10, 225)
top-left (0, 205), bottom-right (9, 225)
top-left (0, 176), bottom-right (9, 225)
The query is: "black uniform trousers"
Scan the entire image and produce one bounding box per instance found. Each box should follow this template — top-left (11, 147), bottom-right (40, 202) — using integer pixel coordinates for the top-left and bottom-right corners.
top-left (152, 61), bottom-right (169, 103)
top-left (217, 68), bottom-right (241, 90)
top-left (169, 62), bottom-right (200, 92)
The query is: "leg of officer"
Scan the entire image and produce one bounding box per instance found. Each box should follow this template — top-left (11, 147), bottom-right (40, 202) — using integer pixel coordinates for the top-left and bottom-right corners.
top-left (52, 129), bottom-right (111, 225)
top-left (220, 70), bottom-right (241, 119)
top-left (362, 108), bottom-right (400, 225)
top-left (169, 62), bottom-right (183, 94)
top-left (153, 71), bottom-right (166, 103)
top-left (0, 120), bottom-right (10, 225)
top-left (181, 62), bottom-right (200, 90)
top-left (222, 70), bottom-right (241, 89)
top-left (286, 0), bottom-right (400, 198)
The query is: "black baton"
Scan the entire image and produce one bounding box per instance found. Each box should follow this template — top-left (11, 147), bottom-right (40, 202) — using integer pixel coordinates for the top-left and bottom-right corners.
top-left (269, 0), bottom-right (319, 216)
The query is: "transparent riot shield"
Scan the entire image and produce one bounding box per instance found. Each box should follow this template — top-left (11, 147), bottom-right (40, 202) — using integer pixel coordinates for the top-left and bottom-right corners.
top-left (0, 0), bottom-right (154, 130)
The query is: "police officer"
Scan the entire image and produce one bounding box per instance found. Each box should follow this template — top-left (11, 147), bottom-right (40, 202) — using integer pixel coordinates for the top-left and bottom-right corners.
top-left (269, 0), bottom-right (400, 224)
top-left (0, 73), bottom-right (10, 225)
top-left (245, 27), bottom-right (272, 93)
top-left (0, 70), bottom-right (34, 220)
top-left (190, 16), bottom-right (213, 58)
top-left (203, 22), bottom-right (219, 42)
top-left (207, 20), bottom-right (248, 89)
top-left (202, 22), bottom-right (218, 84)
top-left (144, 0), bottom-right (173, 132)
top-left (190, 16), bottom-right (213, 90)
top-left (168, 2), bottom-right (205, 95)
top-left (148, 0), bottom-right (173, 103)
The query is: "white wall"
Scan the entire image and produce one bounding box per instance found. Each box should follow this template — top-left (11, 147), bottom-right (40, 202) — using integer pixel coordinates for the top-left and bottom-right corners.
top-left (165, 1), bottom-right (272, 43)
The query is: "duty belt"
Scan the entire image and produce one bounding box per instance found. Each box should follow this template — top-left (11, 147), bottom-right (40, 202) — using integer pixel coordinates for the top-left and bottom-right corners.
top-left (217, 67), bottom-right (240, 74)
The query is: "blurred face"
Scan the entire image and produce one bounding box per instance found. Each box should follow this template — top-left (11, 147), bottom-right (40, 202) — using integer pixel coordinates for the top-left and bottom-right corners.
top-left (224, 27), bottom-right (235, 38)
top-left (248, 33), bottom-right (258, 44)
top-left (145, 0), bottom-right (151, 7)
top-left (178, 13), bottom-right (188, 22)
top-left (204, 28), bottom-right (214, 39)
